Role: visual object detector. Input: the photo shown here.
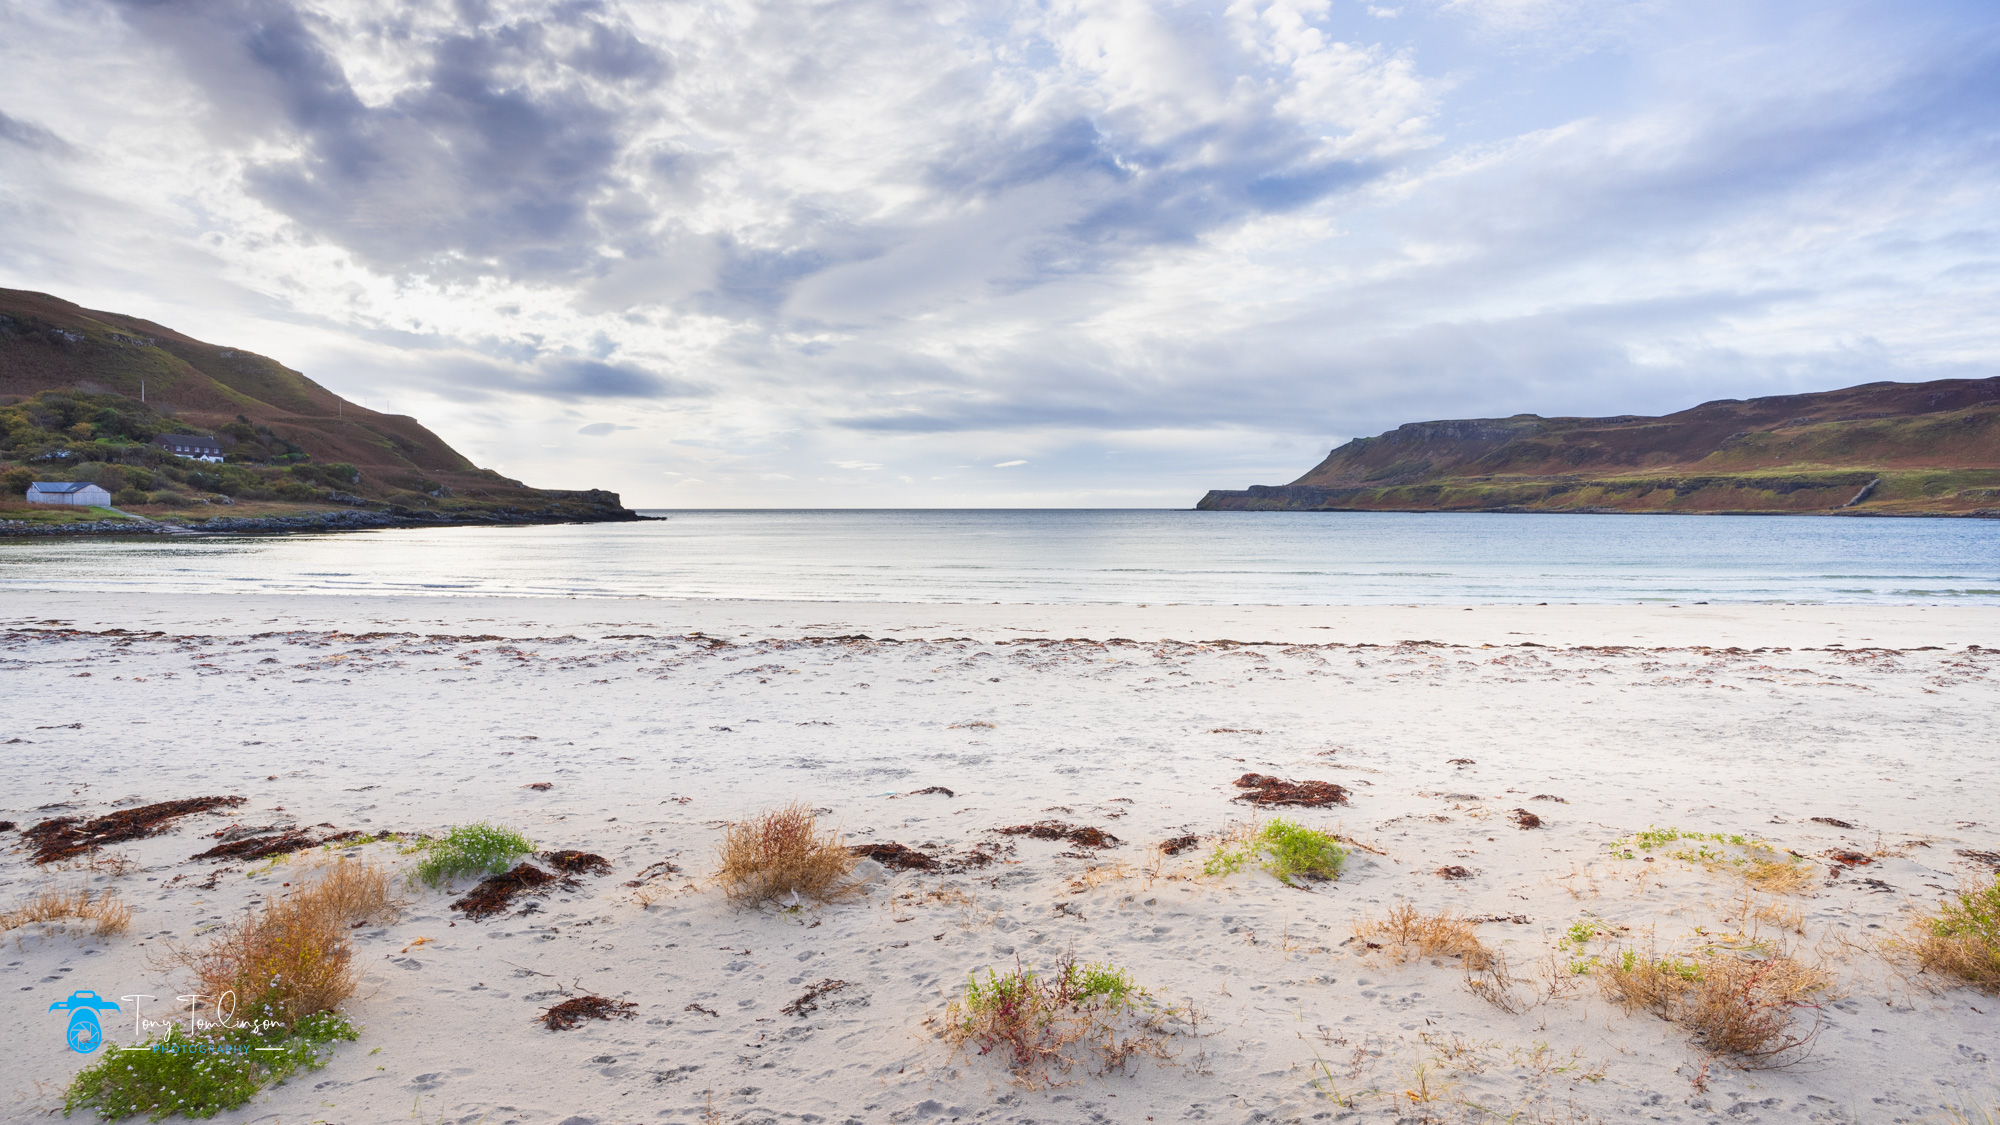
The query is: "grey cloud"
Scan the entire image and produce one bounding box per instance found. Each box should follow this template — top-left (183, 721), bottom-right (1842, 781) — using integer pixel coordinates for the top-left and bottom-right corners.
top-left (421, 352), bottom-right (709, 401)
top-left (0, 109), bottom-right (70, 153)
top-left (577, 421), bottom-right (638, 435)
top-left (107, 0), bottom-right (1411, 308)
top-left (115, 0), bottom-right (659, 278)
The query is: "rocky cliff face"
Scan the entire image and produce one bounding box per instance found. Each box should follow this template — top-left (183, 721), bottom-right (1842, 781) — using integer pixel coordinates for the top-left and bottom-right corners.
top-left (1198, 377), bottom-right (2000, 516)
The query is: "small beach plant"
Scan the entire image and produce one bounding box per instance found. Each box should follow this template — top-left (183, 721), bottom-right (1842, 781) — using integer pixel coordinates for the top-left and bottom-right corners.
top-left (1594, 934), bottom-right (1830, 1067)
top-left (62, 1010), bottom-right (356, 1121)
top-left (0, 884), bottom-right (131, 938)
top-left (1904, 872), bottom-right (2000, 993)
top-left (1609, 826), bottom-right (1812, 893)
top-left (176, 859), bottom-right (394, 1029)
top-left (715, 802), bottom-right (857, 906)
top-left (940, 952), bottom-right (1174, 1085)
top-left (1203, 818), bottom-right (1347, 885)
top-left (70, 864), bottom-right (389, 1120)
top-left (410, 822), bottom-right (534, 888)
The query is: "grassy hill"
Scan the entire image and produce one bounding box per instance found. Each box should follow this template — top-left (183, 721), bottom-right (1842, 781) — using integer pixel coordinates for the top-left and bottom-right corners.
top-left (0, 288), bottom-right (636, 528)
top-left (1197, 377), bottom-right (2000, 515)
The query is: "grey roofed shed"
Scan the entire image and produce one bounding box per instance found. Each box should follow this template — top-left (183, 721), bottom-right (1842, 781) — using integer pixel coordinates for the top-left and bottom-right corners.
top-left (25, 481), bottom-right (113, 506)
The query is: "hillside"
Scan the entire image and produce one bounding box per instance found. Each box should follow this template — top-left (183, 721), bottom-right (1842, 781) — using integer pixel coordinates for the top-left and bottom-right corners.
top-left (1197, 377), bottom-right (2000, 515)
top-left (0, 288), bottom-right (637, 530)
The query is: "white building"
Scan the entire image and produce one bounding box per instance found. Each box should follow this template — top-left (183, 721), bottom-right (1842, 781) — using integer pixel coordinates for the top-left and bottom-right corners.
top-left (152, 434), bottom-right (226, 462)
top-left (25, 481), bottom-right (113, 506)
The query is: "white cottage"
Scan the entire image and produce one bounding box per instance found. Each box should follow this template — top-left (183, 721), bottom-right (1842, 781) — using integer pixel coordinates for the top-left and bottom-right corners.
top-left (151, 434), bottom-right (225, 462)
top-left (25, 481), bottom-right (113, 506)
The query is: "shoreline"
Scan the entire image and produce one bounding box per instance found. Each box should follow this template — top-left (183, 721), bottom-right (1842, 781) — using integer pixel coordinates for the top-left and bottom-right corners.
top-left (6, 592), bottom-right (1998, 648)
top-left (0, 507), bottom-right (650, 538)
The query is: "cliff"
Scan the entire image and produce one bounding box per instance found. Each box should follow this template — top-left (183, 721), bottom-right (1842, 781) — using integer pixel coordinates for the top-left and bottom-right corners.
top-left (1197, 377), bottom-right (2000, 516)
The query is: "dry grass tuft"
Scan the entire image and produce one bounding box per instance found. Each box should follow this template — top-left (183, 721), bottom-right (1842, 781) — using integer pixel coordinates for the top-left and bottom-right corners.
top-left (1355, 905), bottom-right (1515, 1009)
top-left (715, 802), bottom-right (859, 906)
top-left (1357, 905), bottom-right (1498, 971)
top-left (1901, 874), bottom-right (2000, 994)
top-left (1596, 936), bottom-right (1831, 1067)
top-left (174, 860), bottom-right (394, 1027)
top-left (1, 885), bottom-right (132, 938)
top-left (1742, 858), bottom-right (1817, 894)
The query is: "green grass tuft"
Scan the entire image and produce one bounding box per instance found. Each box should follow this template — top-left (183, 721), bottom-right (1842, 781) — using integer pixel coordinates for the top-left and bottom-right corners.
top-left (408, 822), bottom-right (534, 888)
top-left (1258, 819), bottom-right (1347, 884)
top-left (1931, 875), bottom-right (2000, 946)
top-left (62, 1011), bottom-right (356, 1121)
top-left (1205, 819), bottom-right (1348, 885)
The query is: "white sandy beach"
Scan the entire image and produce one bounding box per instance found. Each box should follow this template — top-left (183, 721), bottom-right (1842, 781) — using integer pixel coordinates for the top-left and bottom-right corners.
top-left (3, 593), bottom-right (1997, 1124)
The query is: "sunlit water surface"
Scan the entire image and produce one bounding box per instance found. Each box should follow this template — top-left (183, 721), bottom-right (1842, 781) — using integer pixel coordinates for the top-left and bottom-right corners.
top-left (2, 510), bottom-right (1996, 604)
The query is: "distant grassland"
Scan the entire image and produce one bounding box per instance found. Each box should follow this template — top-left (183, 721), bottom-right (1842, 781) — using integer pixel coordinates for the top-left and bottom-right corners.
top-left (1199, 376), bottom-right (2000, 516)
top-left (2, 288), bottom-right (636, 532)
top-left (1201, 468), bottom-right (2000, 515)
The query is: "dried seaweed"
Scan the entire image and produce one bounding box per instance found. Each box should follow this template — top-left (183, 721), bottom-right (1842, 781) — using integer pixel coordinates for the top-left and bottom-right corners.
top-left (192, 827), bottom-right (363, 862)
top-left (1437, 865), bottom-right (1476, 880)
top-left (541, 850), bottom-right (612, 876)
top-left (26, 796), bottom-right (245, 863)
top-left (849, 842), bottom-right (938, 870)
top-left (997, 822), bottom-right (1121, 848)
top-left (1231, 773), bottom-right (1349, 807)
top-left (1511, 808), bottom-right (1544, 829)
top-left (1957, 849), bottom-right (2000, 870)
top-left (1158, 834), bottom-right (1202, 856)
top-left (623, 859), bottom-right (681, 887)
top-left (781, 978), bottom-right (861, 1016)
top-left (1811, 817), bottom-right (1857, 829)
top-left (540, 995), bottom-right (637, 1030)
top-left (450, 863), bottom-right (570, 920)
top-left (849, 841), bottom-right (998, 872)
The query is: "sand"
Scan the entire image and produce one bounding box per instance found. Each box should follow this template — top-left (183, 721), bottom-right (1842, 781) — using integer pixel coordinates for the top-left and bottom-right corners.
top-left (2, 592), bottom-right (1997, 1124)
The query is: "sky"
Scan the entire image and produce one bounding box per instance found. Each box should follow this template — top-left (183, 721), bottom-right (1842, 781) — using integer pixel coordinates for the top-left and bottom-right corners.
top-left (1, 0), bottom-right (1996, 507)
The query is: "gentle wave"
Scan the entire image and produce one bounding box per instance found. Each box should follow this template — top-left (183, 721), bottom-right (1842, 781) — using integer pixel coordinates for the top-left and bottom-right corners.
top-left (2, 509), bottom-right (1996, 605)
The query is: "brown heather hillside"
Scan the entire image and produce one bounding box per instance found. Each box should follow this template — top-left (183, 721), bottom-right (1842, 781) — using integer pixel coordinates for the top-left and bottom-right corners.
top-left (0, 288), bottom-right (636, 528)
top-left (1197, 377), bottom-right (2000, 515)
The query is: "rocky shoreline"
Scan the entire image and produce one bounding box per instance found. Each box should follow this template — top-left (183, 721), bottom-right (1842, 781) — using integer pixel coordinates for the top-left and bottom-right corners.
top-left (1, 490), bottom-right (648, 537)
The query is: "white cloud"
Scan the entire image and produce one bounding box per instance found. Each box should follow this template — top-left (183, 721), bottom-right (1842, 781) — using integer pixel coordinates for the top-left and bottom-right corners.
top-left (0, 0), bottom-right (1994, 506)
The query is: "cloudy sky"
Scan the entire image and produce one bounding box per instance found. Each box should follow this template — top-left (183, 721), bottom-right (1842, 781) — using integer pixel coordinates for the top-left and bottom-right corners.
top-left (2, 0), bottom-right (1996, 506)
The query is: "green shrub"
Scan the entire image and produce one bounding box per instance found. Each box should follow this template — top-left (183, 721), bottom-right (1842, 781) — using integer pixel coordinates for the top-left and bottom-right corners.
top-left (1204, 819), bottom-right (1347, 885)
top-left (1909, 873), bottom-right (2000, 992)
top-left (62, 1011), bottom-right (356, 1121)
top-left (943, 953), bottom-right (1169, 1082)
top-left (409, 822), bottom-right (534, 888)
top-left (1259, 819), bottom-right (1347, 884)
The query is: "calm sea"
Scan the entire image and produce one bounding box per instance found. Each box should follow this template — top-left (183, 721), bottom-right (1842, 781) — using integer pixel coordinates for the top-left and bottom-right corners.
top-left (1, 510), bottom-right (1996, 605)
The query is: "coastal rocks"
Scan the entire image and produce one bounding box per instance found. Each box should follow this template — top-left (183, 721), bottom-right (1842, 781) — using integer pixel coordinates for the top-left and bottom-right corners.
top-left (0, 518), bottom-right (167, 536)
